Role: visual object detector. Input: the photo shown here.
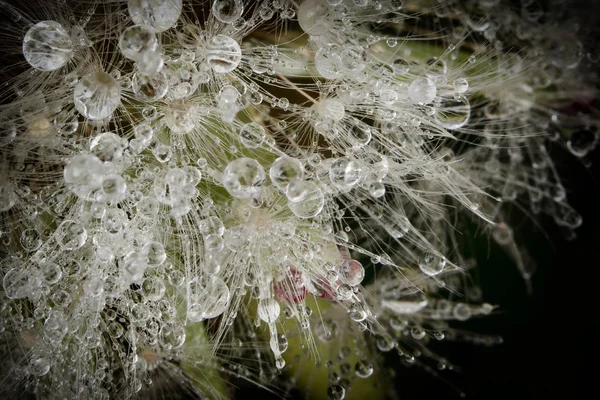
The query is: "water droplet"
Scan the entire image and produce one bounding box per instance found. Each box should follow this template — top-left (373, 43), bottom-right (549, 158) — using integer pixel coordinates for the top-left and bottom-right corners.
top-left (23, 21), bottom-right (72, 71)
top-left (74, 71), bottom-right (121, 120)
top-left (435, 95), bottom-right (470, 130)
top-left (258, 298), bottom-right (281, 323)
top-left (239, 122), bottom-right (265, 148)
top-left (223, 158), bottom-right (265, 198)
top-left (132, 70), bottom-right (169, 101)
top-left (56, 220), bottom-right (87, 250)
top-left (212, 0), bottom-right (244, 24)
top-left (315, 44), bottom-right (343, 79)
top-left (418, 253), bottom-right (446, 276)
top-left (128, 0), bottom-right (182, 33)
top-left (20, 229), bottom-right (42, 252)
top-left (205, 35), bottom-right (242, 74)
top-left (141, 241), bottom-right (166, 266)
top-left (408, 77), bottom-right (437, 104)
top-left (338, 259), bottom-right (364, 286)
top-left (330, 157), bottom-right (363, 189)
top-left (298, 0), bottom-right (333, 36)
top-left (355, 360), bottom-right (374, 378)
top-left (29, 357), bottom-right (50, 376)
top-left (327, 384), bottom-right (346, 400)
top-left (567, 129), bottom-right (597, 157)
top-left (164, 100), bottom-right (197, 134)
top-left (188, 275), bottom-right (230, 320)
top-left (392, 58), bottom-right (409, 75)
top-left (287, 180), bottom-right (325, 218)
top-left (270, 157), bottom-right (304, 190)
top-left (369, 181), bottom-right (385, 198)
top-left (90, 132), bottom-right (125, 162)
top-left (453, 78), bottom-right (469, 93)
top-left (453, 303), bottom-right (472, 321)
top-left (118, 25), bottom-right (158, 61)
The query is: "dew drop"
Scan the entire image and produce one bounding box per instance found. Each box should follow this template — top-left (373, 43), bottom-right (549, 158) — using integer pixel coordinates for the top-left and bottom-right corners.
top-left (298, 0), bottom-right (333, 36)
top-left (206, 35), bottom-right (242, 74)
top-left (118, 25), bottom-right (158, 61)
top-left (408, 77), bottom-right (437, 104)
top-left (23, 21), bottom-right (72, 71)
top-left (74, 71), bottom-right (121, 120)
top-left (270, 157), bottom-right (304, 190)
top-left (239, 122), bottom-right (265, 148)
top-left (435, 95), bottom-right (471, 130)
top-left (212, 0), bottom-right (244, 24)
top-left (222, 158), bottom-right (265, 199)
top-left (418, 253), bottom-right (446, 276)
top-left (128, 0), bottom-right (182, 33)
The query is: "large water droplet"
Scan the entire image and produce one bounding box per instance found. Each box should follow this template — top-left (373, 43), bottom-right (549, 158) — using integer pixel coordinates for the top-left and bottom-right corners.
top-left (128, 0), bottom-right (182, 33)
top-left (287, 180), bottom-right (325, 218)
top-left (56, 220), bottom-right (87, 250)
top-left (435, 95), bottom-right (471, 130)
top-left (118, 25), bottom-right (158, 61)
top-left (270, 157), bottom-right (304, 190)
top-left (212, 0), bottom-right (244, 24)
top-left (329, 157), bottom-right (362, 189)
top-left (418, 253), bottom-right (446, 276)
top-left (408, 77), bottom-right (436, 104)
top-left (223, 158), bottom-right (265, 198)
top-left (205, 35), bottom-right (242, 74)
top-left (74, 71), bottom-right (121, 120)
top-left (23, 21), bottom-right (72, 71)
top-left (298, 0), bottom-right (333, 35)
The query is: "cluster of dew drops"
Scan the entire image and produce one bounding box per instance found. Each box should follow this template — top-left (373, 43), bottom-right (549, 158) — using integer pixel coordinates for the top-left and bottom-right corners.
top-left (0, 0), bottom-right (597, 399)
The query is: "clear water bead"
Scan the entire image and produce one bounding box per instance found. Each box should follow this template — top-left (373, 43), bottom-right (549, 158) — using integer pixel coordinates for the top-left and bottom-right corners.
top-left (205, 35), bottom-right (242, 74)
top-left (212, 0), bottom-right (244, 24)
top-left (64, 154), bottom-right (104, 196)
top-left (101, 174), bottom-right (127, 203)
top-left (164, 100), bottom-right (197, 134)
top-left (392, 58), bottom-right (409, 75)
top-left (74, 71), bottom-right (121, 120)
top-left (287, 180), bottom-right (325, 219)
top-left (90, 132), bottom-right (125, 162)
top-left (298, 0), bottom-right (333, 36)
top-left (338, 259), bottom-right (364, 286)
top-left (118, 25), bottom-right (158, 61)
top-left (329, 157), bottom-right (363, 189)
top-left (128, 0), bottom-right (183, 33)
top-left (56, 220), bottom-right (87, 250)
top-left (408, 77), bottom-right (437, 104)
top-left (132, 70), bottom-right (169, 101)
top-left (239, 122), bottom-right (265, 148)
top-left (29, 357), bottom-right (51, 376)
top-left (453, 78), bottom-right (469, 93)
top-left (23, 21), bottom-right (73, 71)
top-left (270, 157), bottom-right (304, 190)
top-left (166, 62), bottom-right (199, 99)
top-left (315, 44), bottom-right (343, 79)
top-left (3, 265), bottom-right (39, 299)
top-left (187, 276), bottom-right (230, 320)
top-left (223, 158), bottom-right (265, 198)
top-left (418, 253), bottom-right (446, 276)
top-left (327, 384), bottom-right (346, 400)
top-left (355, 360), bottom-right (374, 378)
top-left (199, 216), bottom-right (225, 236)
top-left (258, 298), bottom-right (281, 323)
top-left (369, 181), bottom-right (385, 198)
top-left (567, 129), bottom-right (597, 157)
top-left (435, 95), bottom-right (471, 130)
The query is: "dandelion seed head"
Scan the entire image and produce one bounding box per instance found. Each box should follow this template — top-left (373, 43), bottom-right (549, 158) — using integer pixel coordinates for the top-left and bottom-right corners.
top-left (0, 0), bottom-right (597, 398)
